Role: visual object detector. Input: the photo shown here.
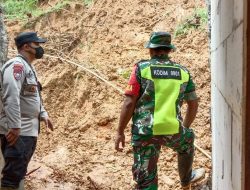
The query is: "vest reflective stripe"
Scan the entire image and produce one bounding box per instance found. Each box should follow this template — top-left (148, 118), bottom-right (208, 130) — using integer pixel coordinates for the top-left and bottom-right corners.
top-left (140, 65), bottom-right (189, 135)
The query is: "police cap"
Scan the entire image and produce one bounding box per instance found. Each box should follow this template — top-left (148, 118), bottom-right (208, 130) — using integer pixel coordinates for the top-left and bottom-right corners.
top-left (15, 32), bottom-right (47, 48)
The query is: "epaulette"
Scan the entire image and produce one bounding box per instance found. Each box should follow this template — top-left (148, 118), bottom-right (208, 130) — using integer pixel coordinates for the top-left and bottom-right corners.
top-left (169, 60), bottom-right (189, 73)
top-left (135, 59), bottom-right (148, 65)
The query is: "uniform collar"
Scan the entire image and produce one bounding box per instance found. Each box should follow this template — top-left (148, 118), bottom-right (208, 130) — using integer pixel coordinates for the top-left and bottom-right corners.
top-left (16, 54), bottom-right (33, 68)
top-left (151, 54), bottom-right (170, 60)
top-left (17, 54), bottom-right (29, 63)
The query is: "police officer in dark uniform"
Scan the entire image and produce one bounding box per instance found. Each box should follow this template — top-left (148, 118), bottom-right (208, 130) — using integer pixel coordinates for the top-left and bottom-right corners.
top-left (0, 32), bottom-right (53, 190)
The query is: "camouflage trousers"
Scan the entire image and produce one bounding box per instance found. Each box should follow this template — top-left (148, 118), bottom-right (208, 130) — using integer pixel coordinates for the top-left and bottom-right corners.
top-left (132, 127), bottom-right (195, 190)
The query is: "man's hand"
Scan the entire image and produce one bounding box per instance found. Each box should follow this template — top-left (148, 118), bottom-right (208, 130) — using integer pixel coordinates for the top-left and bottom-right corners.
top-left (41, 117), bottom-right (54, 132)
top-left (115, 95), bottom-right (137, 152)
top-left (6, 128), bottom-right (20, 146)
top-left (115, 133), bottom-right (125, 151)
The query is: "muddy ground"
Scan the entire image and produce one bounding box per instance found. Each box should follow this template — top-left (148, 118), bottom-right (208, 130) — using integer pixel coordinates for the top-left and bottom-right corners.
top-left (5, 0), bottom-right (211, 189)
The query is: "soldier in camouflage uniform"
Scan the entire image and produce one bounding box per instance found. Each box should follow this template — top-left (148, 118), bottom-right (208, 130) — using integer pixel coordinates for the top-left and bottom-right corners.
top-left (0, 32), bottom-right (53, 190)
top-left (115, 32), bottom-right (205, 190)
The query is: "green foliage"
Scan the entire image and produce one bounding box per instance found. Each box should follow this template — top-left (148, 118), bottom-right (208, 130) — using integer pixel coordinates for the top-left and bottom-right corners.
top-left (3, 0), bottom-right (74, 21)
top-left (3, 0), bottom-right (93, 21)
top-left (82, 0), bottom-right (93, 5)
top-left (39, 1), bottom-right (71, 15)
top-left (3, 0), bottom-right (40, 20)
top-left (174, 8), bottom-right (208, 37)
top-left (119, 69), bottom-right (130, 79)
top-left (195, 8), bottom-right (208, 26)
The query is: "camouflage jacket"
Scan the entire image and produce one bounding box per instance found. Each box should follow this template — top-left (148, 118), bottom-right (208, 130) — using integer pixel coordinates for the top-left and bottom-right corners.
top-left (131, 55), bottom-right (197, 136)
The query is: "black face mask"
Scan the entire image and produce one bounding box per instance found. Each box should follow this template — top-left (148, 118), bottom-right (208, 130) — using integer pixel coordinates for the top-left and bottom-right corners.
top-left (29, 44), bottom-right (44, 59)
top-left (34, 46), bottom-right (44, 59)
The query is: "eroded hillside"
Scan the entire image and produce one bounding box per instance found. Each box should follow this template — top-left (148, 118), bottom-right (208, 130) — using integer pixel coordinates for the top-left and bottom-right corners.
top-left (5, 0), bottom-right (211, 189)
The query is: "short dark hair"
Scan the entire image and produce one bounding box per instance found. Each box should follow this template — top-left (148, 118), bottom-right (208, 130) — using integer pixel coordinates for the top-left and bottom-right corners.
top-left (16, 43), bottom-right (27, 51)
top-left (153, 47), bottom-right (172, 52)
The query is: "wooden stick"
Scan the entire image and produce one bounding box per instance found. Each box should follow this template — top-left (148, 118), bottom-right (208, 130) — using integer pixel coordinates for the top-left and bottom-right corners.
top-left (26, 166), bottom-right (41, 176)
top-left (44, 54), bottom-right (125, 94)
top-left (194, 142), bottom-right (211, 159)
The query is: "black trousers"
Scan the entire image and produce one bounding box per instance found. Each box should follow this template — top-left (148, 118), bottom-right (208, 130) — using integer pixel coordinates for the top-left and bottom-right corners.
top-left (0, 135), bottom-right (37, 188)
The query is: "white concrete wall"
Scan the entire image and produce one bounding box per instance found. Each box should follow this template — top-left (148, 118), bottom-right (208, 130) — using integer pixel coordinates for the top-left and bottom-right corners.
top-left (211, 0), bottom-right (245, 189)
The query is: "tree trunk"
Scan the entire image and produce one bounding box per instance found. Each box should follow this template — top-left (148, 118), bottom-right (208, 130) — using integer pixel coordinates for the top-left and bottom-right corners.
top-left (0, 5), bottom-right (8, 67)
top-left (0, 4), bottom-right (7, 173)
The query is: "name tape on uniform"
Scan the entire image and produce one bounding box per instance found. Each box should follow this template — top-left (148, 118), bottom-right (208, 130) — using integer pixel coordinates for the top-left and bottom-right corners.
top-left (150, 67), bottom-right (182, 80)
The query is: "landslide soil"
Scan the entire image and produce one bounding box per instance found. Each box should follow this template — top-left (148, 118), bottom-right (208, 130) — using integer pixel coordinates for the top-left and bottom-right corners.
top-left (6, 0), bottom-right (211, 189)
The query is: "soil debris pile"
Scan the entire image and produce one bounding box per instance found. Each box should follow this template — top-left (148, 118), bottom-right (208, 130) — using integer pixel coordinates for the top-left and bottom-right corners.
top-left (6, 0), bottom-right (211, 189)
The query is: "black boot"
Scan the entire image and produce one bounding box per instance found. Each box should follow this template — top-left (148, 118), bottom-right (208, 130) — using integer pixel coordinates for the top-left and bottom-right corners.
top-left (178, 153), bottom-right (194, 187)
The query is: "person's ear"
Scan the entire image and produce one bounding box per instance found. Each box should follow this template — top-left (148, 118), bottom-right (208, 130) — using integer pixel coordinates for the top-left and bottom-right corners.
top-left (22, 43), bottom-right (30, 50)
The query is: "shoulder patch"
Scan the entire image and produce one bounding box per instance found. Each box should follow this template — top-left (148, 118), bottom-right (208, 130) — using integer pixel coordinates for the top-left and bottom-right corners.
top-left (13, 63), bottom-right (24, 80)
top-left (126, 84), bottom-right (133, 91)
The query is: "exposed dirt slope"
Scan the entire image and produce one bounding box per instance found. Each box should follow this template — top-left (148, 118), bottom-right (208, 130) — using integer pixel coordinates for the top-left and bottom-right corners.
top-left (6, 0), bottom-right (211, 189)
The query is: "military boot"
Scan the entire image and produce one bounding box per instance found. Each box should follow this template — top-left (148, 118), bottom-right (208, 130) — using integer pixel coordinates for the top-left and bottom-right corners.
top-left (181, 168), bottom-right (206, 189)
top-left (178, 152), bottom-right (194, 187)
top-left (0, 179), bottom-right (24, 190)
top-left (0, 187), bottom-right (18, 190)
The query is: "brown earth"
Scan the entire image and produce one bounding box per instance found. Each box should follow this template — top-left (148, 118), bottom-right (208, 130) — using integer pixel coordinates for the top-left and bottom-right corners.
top-left (5, 0), bottom-right (211, 189)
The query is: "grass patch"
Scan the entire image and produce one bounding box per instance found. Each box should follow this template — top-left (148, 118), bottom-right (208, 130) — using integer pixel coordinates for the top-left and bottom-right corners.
top-left (82, 0), bottom-right (93, 5)
top-left (3, 0), bottom-right (41, 20)
top-left (174, 8), bottom-right (208, 37)
top-left (40, 1), bottom-right (71, 15)
top-left (121, 70), bottom-right (130, 79)
top-left (3, 0), bottom-right (94, 21)
top-left (3, 0), bottom-right (90, 21)
top-left (117, 69), bottom-right (130, 79)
